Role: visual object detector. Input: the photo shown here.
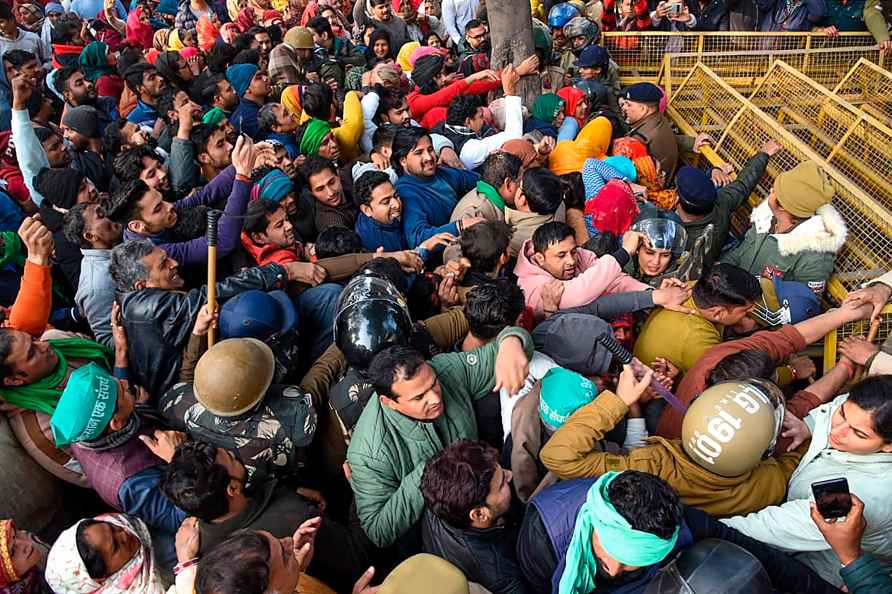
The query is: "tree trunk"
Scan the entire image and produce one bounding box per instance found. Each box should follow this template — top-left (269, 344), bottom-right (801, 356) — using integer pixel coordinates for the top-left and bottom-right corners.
top-left (487, 0), bottom-right (542, 108)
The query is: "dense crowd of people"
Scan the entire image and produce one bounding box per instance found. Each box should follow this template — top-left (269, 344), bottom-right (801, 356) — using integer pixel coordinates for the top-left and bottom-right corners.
top-left (1, 0), bottom-right (891, 592)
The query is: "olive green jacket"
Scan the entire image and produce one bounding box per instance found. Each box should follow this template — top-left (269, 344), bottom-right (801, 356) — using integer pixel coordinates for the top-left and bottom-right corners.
top-left (346, 326), bottom-right (534, 547)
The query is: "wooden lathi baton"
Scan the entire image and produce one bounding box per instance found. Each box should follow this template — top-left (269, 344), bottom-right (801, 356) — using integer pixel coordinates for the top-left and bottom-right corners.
top-left (206, 209), bottom-right (221, 348)
top-left (852, 318), bottom-right (881, 384)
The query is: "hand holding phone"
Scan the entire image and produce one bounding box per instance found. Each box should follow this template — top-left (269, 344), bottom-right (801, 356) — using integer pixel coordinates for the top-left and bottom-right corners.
top-left (812, 478), bottom-right (853, 520)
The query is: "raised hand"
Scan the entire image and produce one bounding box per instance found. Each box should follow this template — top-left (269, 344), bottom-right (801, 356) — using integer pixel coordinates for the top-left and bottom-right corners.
top-left (18, 216), bottom-right (53, 266)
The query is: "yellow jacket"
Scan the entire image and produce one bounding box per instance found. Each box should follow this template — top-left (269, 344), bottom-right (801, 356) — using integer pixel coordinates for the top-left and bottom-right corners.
top-left (633, 296), bottom-right (722, 375)
top-left (300, 90), bottom-right (364, 161)
top-left (540, 390), bottom-right (807, 517)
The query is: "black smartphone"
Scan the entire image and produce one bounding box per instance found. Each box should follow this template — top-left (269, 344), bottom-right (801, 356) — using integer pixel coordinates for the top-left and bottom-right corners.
top-left (812, 478), bottom-right (852, 520)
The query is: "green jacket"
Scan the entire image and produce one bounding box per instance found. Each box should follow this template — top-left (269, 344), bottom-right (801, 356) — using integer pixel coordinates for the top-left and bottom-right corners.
top-left (347, 326), bottom-right (534, 548)
top-left (681, 152), bottom-right (769, 268)
top-left (720, 199), bottom-right (847, 295)
top-left (864, 0), bottom-right (891, 42)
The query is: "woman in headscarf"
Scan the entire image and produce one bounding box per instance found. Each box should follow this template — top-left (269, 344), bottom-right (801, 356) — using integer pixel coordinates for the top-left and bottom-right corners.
top-left (220, 21), bottom-right (240, 42)
top-left (195, 15), bottom-right (219, 51)
top-left (557, 85), bottom-right (590, 128)
top-left (368, 29), bottom-right (394, 64)
top-left (0, 519), bottom-right (52, 594)
top-left (612, 136), bottom-right (677, 210)
top-left (154, 51), bottom-right (194, 93)
top-left (45, 514), bottom-right (167, 594)
top-left (525, 93), bottom-right (565, 138)
top-left (79, 41), bottom-right (124, 100)
top-left (125, 6), bottom-right (155, 49)
top-left (166, 27), bottom-right (194, 50)
top-left (153, 28), bottom-right (171, 50)
top-left (582, 161), bottom-right (639, 241)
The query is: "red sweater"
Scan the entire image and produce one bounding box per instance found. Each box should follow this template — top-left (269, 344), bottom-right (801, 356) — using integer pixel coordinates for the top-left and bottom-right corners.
top-left (241, 232), bottom-right (300, 267)
top-left (407, 77), bottom-right (502, 122)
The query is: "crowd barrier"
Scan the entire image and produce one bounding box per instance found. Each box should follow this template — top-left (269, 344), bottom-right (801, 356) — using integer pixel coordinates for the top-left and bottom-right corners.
top-left (832, 58), bottom-right (892, 128)
top-left (666, 63), bottom-right (892, 306)
top-left (824, 305), bottom-right (892, 371)
top-left (747, 60), bottom-right (892, 216)
top-left (602, 31), bottom-right (879, 83)
top-left (657, 46), bottom-right (883, 98)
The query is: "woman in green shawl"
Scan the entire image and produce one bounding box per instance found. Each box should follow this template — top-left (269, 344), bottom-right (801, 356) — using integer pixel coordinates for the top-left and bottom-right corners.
top-left (526, 93), bottom-right (566, 138)
top-left (78, 42), bottom-right (124, 100)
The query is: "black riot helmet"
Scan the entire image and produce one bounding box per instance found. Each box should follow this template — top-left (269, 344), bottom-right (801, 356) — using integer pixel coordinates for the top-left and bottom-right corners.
top-left (334, 274), bottom-right (413, 370)
top-left (645, 539), bottom-right (773, 594)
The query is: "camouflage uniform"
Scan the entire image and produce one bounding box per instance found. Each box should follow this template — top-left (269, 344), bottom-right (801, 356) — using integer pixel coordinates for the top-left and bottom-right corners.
top-left (159, 383), bottom-right (317, 484)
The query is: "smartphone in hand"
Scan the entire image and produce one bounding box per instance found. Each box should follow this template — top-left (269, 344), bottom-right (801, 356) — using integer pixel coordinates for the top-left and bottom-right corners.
top-left (812, 478), bottom-right (852, 520)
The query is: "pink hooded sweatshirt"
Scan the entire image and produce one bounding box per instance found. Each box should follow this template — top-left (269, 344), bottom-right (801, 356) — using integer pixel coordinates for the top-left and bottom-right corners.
top-left (514, 239), bottom-right (650, 322)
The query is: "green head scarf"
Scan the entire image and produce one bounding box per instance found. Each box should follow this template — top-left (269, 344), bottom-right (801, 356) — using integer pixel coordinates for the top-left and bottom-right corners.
top-left (559, 472), bottom-right (680, 594)
top-left (79, 42), bottom-right (115, 83)
top-left (532, 93), bottom-right (565, 124)
top-left (300, 118), bottom-right (332, 157)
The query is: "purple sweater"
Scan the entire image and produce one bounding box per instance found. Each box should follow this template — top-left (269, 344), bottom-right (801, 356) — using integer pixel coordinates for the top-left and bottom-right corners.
top-left (123, 166), bottom-right (249, 267)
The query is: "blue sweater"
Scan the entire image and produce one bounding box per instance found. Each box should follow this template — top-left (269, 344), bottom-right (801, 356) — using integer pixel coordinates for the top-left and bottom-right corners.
top-left (396, 166), bottom-right (479, 249)
top-left (127, 100), bottom-right (160, 127)
top-left (230, 98), bottom-right (262, 140)
top-left (355, 212), bottom-right (407, 252)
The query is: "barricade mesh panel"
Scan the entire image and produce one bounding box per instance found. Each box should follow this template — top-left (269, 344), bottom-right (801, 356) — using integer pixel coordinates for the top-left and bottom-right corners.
top-left (659, 47), bottom-right (883, 97)
top-left (667, 64), bottom-right (892, 303)
top-left (748, 61), bottom-right (892, 214)
top-left (833, 58), bottom-right (892, 128)
top-left (603, 31), bottom-right (879, 81)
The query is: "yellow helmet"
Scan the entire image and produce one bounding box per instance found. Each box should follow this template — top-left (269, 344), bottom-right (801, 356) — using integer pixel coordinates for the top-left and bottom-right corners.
top-left (284, 27), bottom-right (314, 50)
top-left (681, 379), bottom-right (785, 477)
top-left (194, 338), bottom-right (275, 417)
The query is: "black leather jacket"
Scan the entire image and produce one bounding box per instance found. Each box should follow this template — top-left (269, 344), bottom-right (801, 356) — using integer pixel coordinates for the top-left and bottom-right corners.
top-left (119, 263), bottom-right (287, 399)
top-left (422, 510), bottom-right (527, 594)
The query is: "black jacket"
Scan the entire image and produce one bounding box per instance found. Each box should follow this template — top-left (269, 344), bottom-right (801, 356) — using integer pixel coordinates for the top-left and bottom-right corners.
top-left (119, 263), bottom-right (286, 399)
top-left (691, 0), bottom-right (732, 30)
top-left (422, 510), bottom-right (527, 594)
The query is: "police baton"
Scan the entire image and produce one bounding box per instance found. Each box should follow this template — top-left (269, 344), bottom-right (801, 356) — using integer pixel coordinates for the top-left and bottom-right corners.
top-left (206, 209), bottom-right (221, 347)
top-left (597, 334), bottom-right (688, 414)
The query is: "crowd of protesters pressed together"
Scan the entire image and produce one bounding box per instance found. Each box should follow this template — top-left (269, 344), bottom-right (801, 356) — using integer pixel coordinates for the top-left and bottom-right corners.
top-left (0, 0), bottom-right (891, 591)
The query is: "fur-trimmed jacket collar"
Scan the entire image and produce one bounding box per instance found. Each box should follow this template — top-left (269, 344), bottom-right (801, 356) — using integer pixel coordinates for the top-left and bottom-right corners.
top-left (750, 199), bottom-right (847, 256)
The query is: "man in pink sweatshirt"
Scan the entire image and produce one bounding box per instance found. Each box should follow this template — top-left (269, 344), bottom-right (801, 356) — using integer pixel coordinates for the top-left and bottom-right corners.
top-left (515, 221), bottom-right (691, 322)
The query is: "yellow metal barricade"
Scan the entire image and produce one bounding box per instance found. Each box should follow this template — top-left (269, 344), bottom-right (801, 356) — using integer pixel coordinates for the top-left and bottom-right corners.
top-left (833, 58), bottom-right (892, 128)
top-left (823, 305), bottom-right (892, 372)
top-left (658, 46), bottom-right (882, 99)
top-left (748, 60), bottom-right (892, 214)
top-left (667, 64), bottom-right (892, 303)
top-left (603, 31), bottom-right (879, 83)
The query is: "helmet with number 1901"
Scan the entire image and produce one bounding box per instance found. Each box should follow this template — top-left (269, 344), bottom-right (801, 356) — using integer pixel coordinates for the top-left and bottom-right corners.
top-left (681, 379), bottom-right (785, 477)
